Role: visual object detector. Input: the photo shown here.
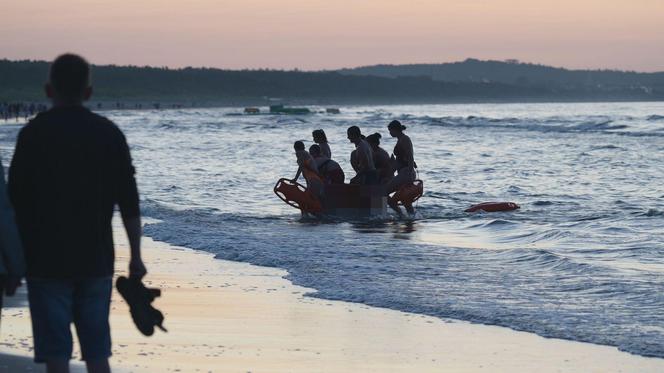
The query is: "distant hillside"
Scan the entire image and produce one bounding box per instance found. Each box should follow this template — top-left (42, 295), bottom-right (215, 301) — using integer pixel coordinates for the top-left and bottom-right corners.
top-left (1, 59), bottom-right (663, 104)
top-left (339, 59), bottom-right (664, 90)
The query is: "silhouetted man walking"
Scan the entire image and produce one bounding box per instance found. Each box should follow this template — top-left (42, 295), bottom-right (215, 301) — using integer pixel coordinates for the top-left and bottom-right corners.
top-left (9, 54), bottom-right (146, 373)
top-left (0, 159), bottom-right (25, 322)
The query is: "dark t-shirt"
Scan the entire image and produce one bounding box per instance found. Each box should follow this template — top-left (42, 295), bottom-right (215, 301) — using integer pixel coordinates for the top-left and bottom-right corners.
top-left (8, 106), bottom-right (140, 278)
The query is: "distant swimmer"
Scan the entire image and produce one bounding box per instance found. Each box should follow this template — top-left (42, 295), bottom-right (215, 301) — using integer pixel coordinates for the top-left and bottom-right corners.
top-left (347, 126), bottom-right (377, 185)
top-left (312, 129), bottom-right (331, 159)
top-left (292, 141), bottom-right (323, 199)
top-left (366, 133), bottom-right (394, 184)
top-left (309, 144), bottom-right (344, 184)
top-left (386, 120), bottom-right (417, 217)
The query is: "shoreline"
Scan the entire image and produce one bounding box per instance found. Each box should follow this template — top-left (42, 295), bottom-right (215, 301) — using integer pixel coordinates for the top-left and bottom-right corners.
top-left (1, 227), bottom-right (664, 372)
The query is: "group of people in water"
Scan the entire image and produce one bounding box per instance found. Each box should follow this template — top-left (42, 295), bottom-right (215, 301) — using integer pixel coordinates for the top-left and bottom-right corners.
top-left (1, 102), bottom-right (48, 122)
top-left (292, 120), bottom-right (417, 216)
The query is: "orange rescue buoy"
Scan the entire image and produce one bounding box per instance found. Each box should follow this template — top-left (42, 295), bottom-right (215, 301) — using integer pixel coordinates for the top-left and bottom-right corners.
top-left (392, 180), bottom-right (424, 206)
top-left (274, 178), bottom-right (322, 214)
top-left (465, 202), bottom-right (520, 213)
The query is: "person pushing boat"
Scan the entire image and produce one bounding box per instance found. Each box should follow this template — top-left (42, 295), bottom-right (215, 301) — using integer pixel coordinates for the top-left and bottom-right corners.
top-left (309, 144), bottom-right (345, 184)
top-left (292, 141), bottom-right (323, 199)
top-left (312, 129), bottom-right (331, 159)
top-left (347, 126), bottom-right (377, 185)
top-left (385, 120), bottom-right (417, 216)
top-left (366, 132), bottom-right (394, 184)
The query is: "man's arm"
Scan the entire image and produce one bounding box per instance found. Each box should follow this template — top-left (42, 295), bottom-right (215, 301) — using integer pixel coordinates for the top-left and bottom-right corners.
top-left (123, 215), bottom-right (146, 279)
top-left (292, 167), bottom-right (302, 182)
top-left (406, 137), bottom-right (415, 170)
top-left (115, 130), bottom-right (146, 279)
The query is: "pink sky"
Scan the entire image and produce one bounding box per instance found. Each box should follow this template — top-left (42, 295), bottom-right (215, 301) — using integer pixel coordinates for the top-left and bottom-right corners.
top-left (2, 0), bottom-right (663, 71)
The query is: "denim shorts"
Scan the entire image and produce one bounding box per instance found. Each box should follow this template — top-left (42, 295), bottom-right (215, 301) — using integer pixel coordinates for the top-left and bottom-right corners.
top-left (27, 277), bottom-right (112, 362)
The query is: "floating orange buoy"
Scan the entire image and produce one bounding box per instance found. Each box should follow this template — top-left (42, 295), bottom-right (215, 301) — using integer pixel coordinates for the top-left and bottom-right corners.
top-left (465, 202), bottom-right (520, 213)
top-left (273, 178), bottom-right (322, 214)
top-left (392, 180), bottom-right (424, 206)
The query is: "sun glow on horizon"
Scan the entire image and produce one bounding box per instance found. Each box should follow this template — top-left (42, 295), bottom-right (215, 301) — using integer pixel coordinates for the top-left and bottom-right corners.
top-left (2, 0), bottom-right (663, 72)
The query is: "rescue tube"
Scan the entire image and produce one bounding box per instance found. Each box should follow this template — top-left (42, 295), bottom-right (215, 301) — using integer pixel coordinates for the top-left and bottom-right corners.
top-left (273, 178), bottom-right (322, 214)
top-left (465, 202), bottom-right (520, 213)
top-left (392, 180), bottom-right (424, 206)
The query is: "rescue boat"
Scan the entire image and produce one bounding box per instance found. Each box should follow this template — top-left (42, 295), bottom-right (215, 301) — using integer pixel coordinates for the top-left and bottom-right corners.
top-left (274, 178), bottom-right (424, 218)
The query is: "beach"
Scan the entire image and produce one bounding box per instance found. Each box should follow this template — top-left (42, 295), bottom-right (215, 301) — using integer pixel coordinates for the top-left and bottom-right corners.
top-left (1, 225), bottom-right (663, 372)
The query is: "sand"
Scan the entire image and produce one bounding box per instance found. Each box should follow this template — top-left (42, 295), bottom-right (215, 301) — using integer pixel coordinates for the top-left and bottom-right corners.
top-left (1, 227), bottom-right (663, 372)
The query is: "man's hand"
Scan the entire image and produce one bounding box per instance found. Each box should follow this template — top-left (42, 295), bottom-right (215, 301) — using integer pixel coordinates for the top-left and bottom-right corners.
top-left (129, 257), bottom-right (147, 280)
top-left (5, 276), bottom-right (22, 296)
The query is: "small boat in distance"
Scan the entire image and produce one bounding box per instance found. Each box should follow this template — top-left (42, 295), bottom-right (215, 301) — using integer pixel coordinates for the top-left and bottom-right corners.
top-left (326, 108), bottom-right (340, 114)
top-left (244, 107), bottom-right (260, 114)
top-left (269, 104), bottom-right (311, 115)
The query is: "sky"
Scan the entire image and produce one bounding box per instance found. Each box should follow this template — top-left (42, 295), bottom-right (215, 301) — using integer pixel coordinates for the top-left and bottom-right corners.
top-left (1, 0), bottom-right (663, 72)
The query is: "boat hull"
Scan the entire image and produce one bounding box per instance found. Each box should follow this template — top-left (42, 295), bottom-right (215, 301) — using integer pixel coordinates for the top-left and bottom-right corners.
top-left (321, 184), bottom-right (387, 218)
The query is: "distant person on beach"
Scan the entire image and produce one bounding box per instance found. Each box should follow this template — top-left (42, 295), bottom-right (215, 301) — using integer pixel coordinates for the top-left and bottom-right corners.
top-left (347, 126), bottom-right (376, 185)
top-left (292, 141), bottom-right (323, 198)
top-left (309, 144), bottom-right (344, 184)
top-left (385, 120), bottom-right (417, 216)
top-left (8, 54), bottom-right (147, 373)
top-left (366, 133), bottom-right (393, 184)
top-left (0, 159), bottom-right (25, 325)
top-left (312, 129), bottom-right (331, 158)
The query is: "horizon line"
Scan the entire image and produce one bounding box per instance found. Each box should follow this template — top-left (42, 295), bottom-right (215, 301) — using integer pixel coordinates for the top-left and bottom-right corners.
top-left (2, 57), bottom-right (663, 75)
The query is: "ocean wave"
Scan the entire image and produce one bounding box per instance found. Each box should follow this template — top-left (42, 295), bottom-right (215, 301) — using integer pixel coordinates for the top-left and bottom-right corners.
top-left (366, 113), bottom-right (664, 138)
top-left (634, 209), bottom-right (664, 217)
top-left (140, 199), bottom-right (664, 359)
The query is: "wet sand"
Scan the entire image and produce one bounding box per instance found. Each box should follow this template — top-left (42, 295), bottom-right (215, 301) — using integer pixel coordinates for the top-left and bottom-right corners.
top-left (1, 228), bottom-right (664, 372)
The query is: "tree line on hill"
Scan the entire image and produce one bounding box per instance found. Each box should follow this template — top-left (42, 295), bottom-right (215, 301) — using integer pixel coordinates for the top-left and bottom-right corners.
top-left (1, 58), bottom-right (663, 105)
top-left (339, 58), bottom-right (664, 90)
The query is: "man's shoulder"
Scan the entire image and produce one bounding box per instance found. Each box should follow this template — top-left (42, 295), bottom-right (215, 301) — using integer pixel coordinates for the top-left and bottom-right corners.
top-left (24, 107), bottom-right (125, 139)
top-left (87, 111), bottom-right (124, 136)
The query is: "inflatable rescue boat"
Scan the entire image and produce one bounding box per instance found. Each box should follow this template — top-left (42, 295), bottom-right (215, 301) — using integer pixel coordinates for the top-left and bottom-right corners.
top-left (274, 178), bottom-right (423, 218)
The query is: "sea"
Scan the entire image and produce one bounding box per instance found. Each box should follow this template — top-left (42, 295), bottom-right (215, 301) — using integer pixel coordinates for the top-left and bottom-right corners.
top-left (1, 102), bottom-right (663, 358)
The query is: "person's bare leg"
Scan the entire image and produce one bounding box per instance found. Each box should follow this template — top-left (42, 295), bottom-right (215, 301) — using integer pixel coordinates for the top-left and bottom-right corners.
top-left (388, 197), bottom-right (403, 218)
top-left (46, 359), bottom-right (70, 373)
top-left (404, 202), bottom-right (415, 216)
top-left (86, 358), bottom-right (111, 373)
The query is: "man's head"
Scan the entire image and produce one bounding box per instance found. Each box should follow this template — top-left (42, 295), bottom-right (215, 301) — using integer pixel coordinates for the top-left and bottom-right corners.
top-left (46, 54), bottom-right (92, 105)
top-left (309, 144), bottom-right (321, 157)
top-left (347, 126), bottom-right (362, 143)
top-left (293, 140), bottom-right (305, 151)
top-left (388, 120), bottom-right (406, 137)
top-left (366, 133), bottom-right (381, 148)
top-left (312, 129), bottom-right (327, 143)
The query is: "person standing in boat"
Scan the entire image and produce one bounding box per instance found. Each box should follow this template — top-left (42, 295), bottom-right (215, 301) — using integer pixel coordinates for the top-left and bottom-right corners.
top-left (309, 144), bottom-right (344, 184)
top-left (366, 133), bottom-right (393, 184)
top-left (347, 126), bottom-right (377, 185)
top-left (312, 129), bottom-right (331, 159)
top-left (385, 120), bottom-right (416, 216)
top-left (292, 141), bottom-right (323, 198)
